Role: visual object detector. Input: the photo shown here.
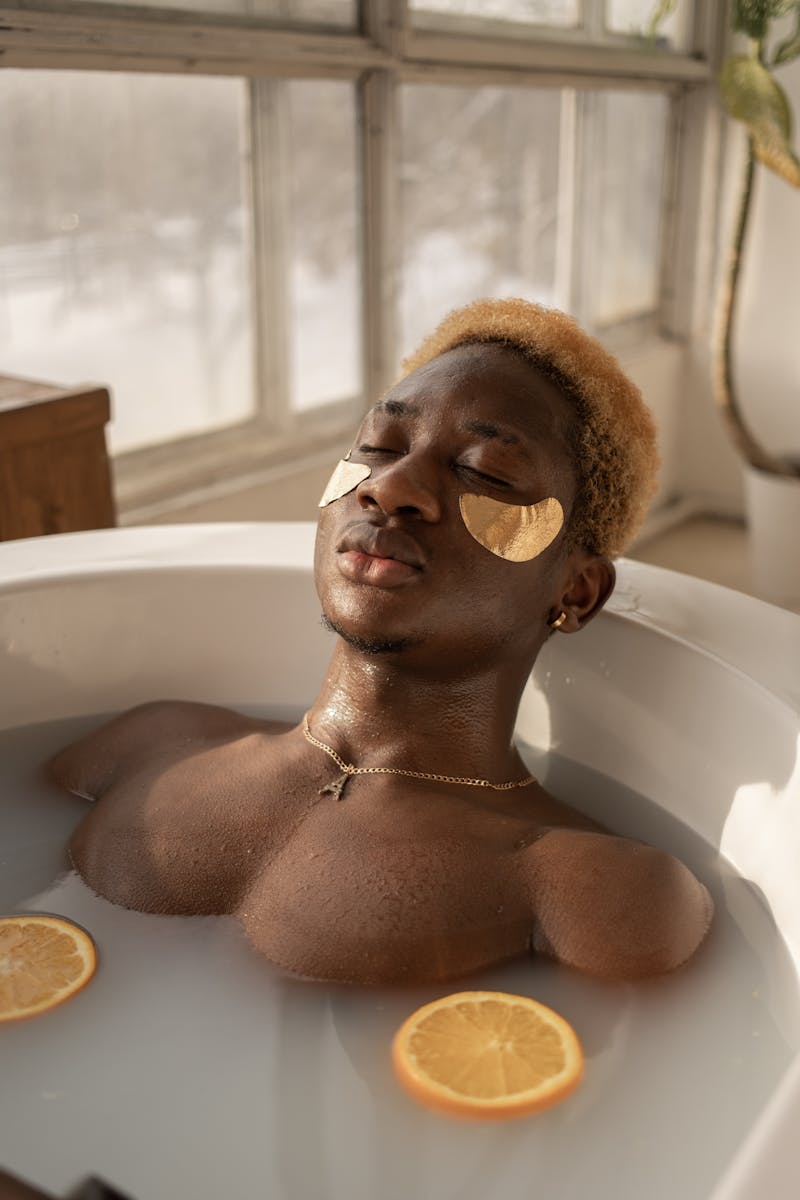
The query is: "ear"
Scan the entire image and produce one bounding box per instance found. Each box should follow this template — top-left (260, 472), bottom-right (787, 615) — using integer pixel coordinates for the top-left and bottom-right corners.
top-left (550, 554), bottom-right (616, 634)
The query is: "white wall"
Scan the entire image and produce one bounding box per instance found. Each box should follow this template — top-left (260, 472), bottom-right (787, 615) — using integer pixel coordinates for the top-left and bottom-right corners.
top-left (619, 338), bottom-right (687, 511)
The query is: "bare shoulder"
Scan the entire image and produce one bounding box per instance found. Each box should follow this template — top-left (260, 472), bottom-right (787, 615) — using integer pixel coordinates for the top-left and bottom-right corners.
top-left (523, 827), bottom-right (713, 980)
top-left (48, 699), bottom-right (292, 799)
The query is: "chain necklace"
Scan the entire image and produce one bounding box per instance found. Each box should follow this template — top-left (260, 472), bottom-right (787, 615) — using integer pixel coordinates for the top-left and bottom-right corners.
top-left (302, 712), bottom-right (536, 801)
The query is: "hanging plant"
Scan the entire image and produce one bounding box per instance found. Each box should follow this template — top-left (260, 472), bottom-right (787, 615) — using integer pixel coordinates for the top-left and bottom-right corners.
top-left (652, 1), bottom-right (800, 475)
top-left (716, 0), bottom-right (800, 476)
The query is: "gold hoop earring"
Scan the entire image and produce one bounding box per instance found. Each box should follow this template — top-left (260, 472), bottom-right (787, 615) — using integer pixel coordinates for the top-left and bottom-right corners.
top-left (549, 611), bottom-right (567, 630)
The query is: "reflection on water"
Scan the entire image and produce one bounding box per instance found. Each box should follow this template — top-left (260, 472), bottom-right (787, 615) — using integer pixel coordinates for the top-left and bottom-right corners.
top-left (1, 716), bottom-right (798, 1200)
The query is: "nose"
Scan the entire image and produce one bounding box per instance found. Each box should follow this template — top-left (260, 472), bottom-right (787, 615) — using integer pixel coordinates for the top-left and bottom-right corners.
top-left (357, 454), bottom-right (442, 522)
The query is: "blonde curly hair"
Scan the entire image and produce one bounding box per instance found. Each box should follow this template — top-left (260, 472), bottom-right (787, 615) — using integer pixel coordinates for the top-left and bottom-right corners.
top-left (400, 298), bottom-right (660, 559)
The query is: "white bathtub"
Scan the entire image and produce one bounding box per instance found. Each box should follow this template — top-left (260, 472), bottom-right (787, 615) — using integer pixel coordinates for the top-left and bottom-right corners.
top-left (1, 524), bottom-right (798, 1200)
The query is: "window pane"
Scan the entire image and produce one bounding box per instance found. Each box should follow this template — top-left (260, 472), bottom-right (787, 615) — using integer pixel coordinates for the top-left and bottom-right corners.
top-left (585, 91), bottom-right (670, 327)
top-left (72, 0), bottom-right (356, 26)
top-left (606, 0), bottom-right (693, 51)
top-left (0, 71), bottom-right (254, 453)
top-left (284, 81), bottom-right (361, 412)
top-left (399, 85), bottom-right (563, 361)
top-left (410, 0), bottom-right (578, 26)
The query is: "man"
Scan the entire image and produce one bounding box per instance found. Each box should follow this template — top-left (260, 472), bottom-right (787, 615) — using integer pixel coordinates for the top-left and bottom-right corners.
top-left (50, 299), bottom-right (713, 984)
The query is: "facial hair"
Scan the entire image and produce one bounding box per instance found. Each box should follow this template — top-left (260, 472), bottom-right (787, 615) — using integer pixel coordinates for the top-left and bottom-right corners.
top-left (320, 613), bottom-right (420, 655)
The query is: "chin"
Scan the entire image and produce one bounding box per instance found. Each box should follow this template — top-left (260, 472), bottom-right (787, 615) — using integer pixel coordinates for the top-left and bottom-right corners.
top-left (319, 573), bottom-right (422, 638)
top-left (320, 610), bottom-right (420, 655)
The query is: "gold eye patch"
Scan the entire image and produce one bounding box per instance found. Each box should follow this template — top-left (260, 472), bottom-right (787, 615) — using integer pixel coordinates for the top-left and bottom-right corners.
top-left (318, 459), bottom-right (372, 508)
top-left (459, 494), bottom-right (564, 562)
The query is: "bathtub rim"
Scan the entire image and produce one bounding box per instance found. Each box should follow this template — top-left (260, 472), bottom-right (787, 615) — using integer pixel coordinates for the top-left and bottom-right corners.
top-left (1, 522), bottom-right (797, 715)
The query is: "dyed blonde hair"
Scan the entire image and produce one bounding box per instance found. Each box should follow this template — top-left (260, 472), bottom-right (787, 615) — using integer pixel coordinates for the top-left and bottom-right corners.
top-left (401, 298), bottom-right (659, 559)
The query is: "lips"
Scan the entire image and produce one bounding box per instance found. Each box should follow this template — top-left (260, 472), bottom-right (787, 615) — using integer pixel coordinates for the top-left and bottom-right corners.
top-left (336, 524), bottom-right (425, 587)
top-left (338, 524), bottom-right (425, 569)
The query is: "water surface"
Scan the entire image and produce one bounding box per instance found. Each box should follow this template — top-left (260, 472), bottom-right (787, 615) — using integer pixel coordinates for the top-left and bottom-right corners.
top-left (1, 715), bottom-right (798, 1200)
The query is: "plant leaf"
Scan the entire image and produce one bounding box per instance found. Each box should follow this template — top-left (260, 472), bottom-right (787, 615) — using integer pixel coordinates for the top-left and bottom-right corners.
top-left (773, 4), bottom-right (800, 63)
top-left (732, 0), bottom-right (769, 39)
top-left (752, 122), bottom-right (800, 183)
top-left (774, 32), bottom-right (800, 62)
top-left (720, 55), bottom-right (792, 133)
top-left (720, 55), bottom-right (800, 185)
top-left (732, 0), bottom-right (799, 39)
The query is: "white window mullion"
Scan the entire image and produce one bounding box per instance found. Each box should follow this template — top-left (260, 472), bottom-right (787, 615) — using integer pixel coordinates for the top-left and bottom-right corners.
top-left (250, 77), bottom-right (291, 434)
top-left (364, 0), bottom-right (411, 57)
top-left (694, 0), bottom-right (729, 70)
top-left (568, 87), bottom-right (594, 329)
top-left (360, 0), bottom-right (406, 403)
top-left (660, 83), bottom-right (723, 341)
top-left (554, 86), bottom-right (577, 313)
top-left (655, 85), bottom-right (683, 336)
top-left (583, 0), bottom-right (604, 40)
top-left (360, 67), bottom-right (400, 405)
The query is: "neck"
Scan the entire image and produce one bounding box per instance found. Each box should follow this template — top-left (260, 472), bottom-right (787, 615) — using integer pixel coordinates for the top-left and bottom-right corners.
top-left (306, 640), bottom-right (536, 780)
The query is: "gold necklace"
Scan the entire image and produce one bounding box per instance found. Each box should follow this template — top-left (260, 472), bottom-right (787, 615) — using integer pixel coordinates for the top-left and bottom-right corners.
top-left (302, 713), bottom-right (536, 801)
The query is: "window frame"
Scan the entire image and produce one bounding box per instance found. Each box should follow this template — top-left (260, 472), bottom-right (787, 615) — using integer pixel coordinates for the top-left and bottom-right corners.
top-left (0, 0), bottom-right (728, 522)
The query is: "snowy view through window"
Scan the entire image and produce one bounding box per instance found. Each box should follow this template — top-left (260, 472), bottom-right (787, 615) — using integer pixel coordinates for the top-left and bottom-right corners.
top-left (0, 72), bottom-right (255, 453)
top-left (1, 65), bottom-right (669, 453)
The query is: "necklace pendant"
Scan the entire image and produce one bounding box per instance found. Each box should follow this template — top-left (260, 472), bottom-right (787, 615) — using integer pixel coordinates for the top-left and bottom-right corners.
top-left (319, 771), bottom-right (350, 802)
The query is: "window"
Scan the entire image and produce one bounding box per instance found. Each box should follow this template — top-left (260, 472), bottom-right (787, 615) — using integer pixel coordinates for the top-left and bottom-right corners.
top-left (0, 70), bottom-right (362, 454)
top-left (410, 0), bottom-right (694, 49)
top-left (283, 80), bottom-right (361, 413)
top-left (580, 90), bottom-right (671, 328)
top-left (399, 84), bottom-right (564, 356)
top-left (410, 0), bottom-right (579, 28)
top-left (0, 70), bottom-right (254, 454)
top-left (72, 0), bottom-right (357, 27)
top-left (398, 82), bottom-right (672, 353)
top-left (606, 0), bottom-right (693, 50)
top-left (0, 1), bottom-right (716, 516)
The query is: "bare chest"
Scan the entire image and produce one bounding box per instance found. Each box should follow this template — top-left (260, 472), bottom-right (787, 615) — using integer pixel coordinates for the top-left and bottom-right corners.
top-left (69, 751), bottom-right (563, 983)
top-left (237, 785), bottom-right (540, 983)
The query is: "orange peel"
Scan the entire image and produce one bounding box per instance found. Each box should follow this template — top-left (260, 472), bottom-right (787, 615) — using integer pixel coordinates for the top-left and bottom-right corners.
top-left (392, 990), bottom-right (583, 1120)
top-left (0, 914), bottom-right (97, 1022)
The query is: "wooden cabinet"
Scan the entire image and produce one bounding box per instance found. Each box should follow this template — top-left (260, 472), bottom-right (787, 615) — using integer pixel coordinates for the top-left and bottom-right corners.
top-left (0, 374), bottom-right (116, 541)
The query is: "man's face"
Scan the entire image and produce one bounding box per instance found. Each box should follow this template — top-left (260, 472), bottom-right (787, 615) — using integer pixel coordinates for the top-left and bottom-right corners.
top-left (314, 342), bottom-right (583, 671)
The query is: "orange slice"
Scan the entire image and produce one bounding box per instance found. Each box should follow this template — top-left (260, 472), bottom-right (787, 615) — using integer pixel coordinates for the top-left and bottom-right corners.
top-left (0, 915), bottom-right (96, 1023)
top-left (392, 990), bottom-right (583, 1120)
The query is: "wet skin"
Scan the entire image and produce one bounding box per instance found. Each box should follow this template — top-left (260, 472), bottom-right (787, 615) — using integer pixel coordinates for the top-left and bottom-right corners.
top-left (50, 344), bottom-right (713, 984)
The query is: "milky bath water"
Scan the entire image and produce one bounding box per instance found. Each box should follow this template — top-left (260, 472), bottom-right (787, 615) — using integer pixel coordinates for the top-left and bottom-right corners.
top-left (1, 714), bottom-right (798, 1200)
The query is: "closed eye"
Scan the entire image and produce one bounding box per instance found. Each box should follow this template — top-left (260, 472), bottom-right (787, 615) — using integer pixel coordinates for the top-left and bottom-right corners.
top-left (356, 443), bottom-right (402, 456)
top-left (460, 465), bottom-right (512, 488)
top-left (356, 446), bottom-right (511, 487)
